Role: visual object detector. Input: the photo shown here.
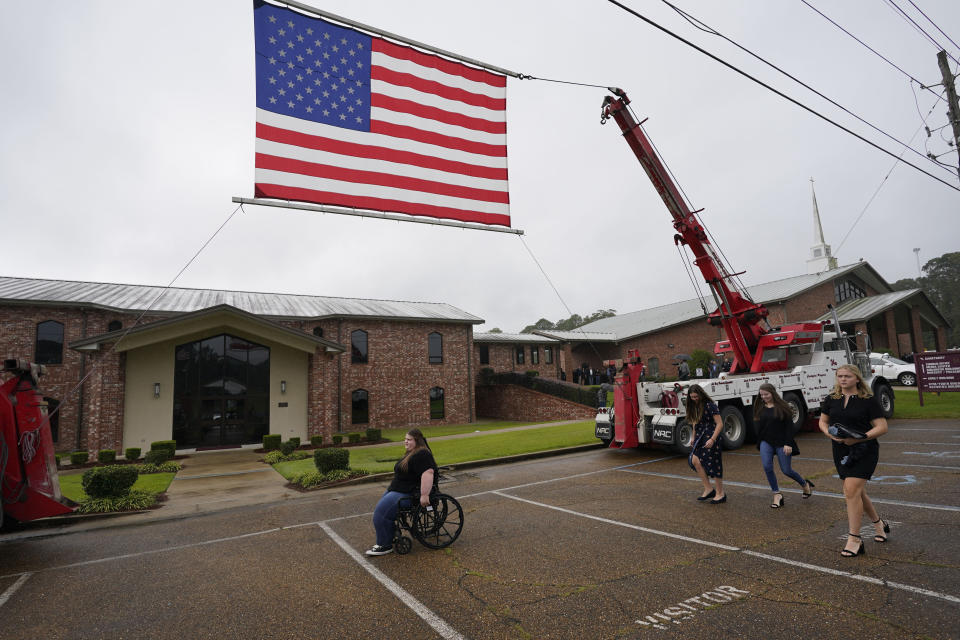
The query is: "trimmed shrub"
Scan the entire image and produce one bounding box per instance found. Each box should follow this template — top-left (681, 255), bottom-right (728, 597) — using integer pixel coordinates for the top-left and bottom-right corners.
top-left (525, 370), bottom-right (539, 378)
top-left (264, 450), bottom-right (284, 465)
top-left (262, 434), bottom-right (282, 451)
top-left (144, 449), bottom-right (170, 465)
top-left (265, 450), bottom-right (310, 465)
top-left (310, 434), bottom-right (324, 447)
top-left (136, 461), bottom-right (181, 474)
top-left (76, 489), bottom-right (155, 513)
top-left (292, 470), bottom-right (326, 488)
top-left (314, 447), bottom-right (350, 473)
top-left (347, 432), bottom-right (361, 444)
top-left (82, 465), bottom-right (139, 498)
top-left (279, 440), bottom-right (297, 456)
top-left (364, 428), bottom-right (381, 442)
top-left (332, 434), bottom-right (343, 445)
top-left (97, 450), bottom-right (116, 464)
top-left (324, 469), bottom-right (355, 482)
top-left (70, 451), bottom-right (90, 465)
top-left (289, 437), bottom-right (300, 448)
top-left (150, 440), bottom-right (177, 458)
top-left (124, 447), bottom-right (141, 461)
top-left (488, 372), bottom-right (598, 407)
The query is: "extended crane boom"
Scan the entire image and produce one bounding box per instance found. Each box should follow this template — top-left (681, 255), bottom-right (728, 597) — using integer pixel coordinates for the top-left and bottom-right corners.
top-left (602, 88), bottom-right (783, 373)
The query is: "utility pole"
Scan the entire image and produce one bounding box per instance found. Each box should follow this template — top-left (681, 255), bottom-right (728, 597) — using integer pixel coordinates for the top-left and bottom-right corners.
top-left (937, 50), bottom-right (960, 180)
top-left (913, 247), bottom-right (922, 279)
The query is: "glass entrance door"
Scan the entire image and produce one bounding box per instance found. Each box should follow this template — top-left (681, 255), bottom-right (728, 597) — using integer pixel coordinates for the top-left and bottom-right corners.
top-left (173, 334), bottom-right (270, 448)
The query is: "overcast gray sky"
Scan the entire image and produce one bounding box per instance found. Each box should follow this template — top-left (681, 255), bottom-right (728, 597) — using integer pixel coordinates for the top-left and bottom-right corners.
top-left (2, 1), bottom-right (958, 333)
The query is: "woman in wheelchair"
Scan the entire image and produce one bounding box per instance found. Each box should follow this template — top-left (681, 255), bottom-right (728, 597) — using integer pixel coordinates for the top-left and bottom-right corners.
top-left (366, 428), bottom-right (438, 556)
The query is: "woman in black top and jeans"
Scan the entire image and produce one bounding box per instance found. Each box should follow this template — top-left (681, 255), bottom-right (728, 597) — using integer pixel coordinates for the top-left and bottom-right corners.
top-left (754, 383), bottom-right (814, 508)
top-left (366, 428), bottom-right (438, 556)
top-left (818, 364), bottom-right (889, 557)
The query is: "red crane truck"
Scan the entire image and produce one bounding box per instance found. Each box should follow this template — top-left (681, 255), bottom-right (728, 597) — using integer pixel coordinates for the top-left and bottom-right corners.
top-left (593, 89), bottom-right (895, 453)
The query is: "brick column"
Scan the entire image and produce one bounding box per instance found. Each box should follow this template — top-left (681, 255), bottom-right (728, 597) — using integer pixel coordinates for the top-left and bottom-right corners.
top-left (910, 307), bottom-right (924, 353)
top-left (884, 309), bottom-right (898, 355)
top-left (936, 326), bottom-right (948, 352)
top-left (854, 321), bottom-right (869, 352)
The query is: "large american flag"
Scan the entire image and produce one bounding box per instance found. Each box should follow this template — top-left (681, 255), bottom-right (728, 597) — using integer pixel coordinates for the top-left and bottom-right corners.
top-left (253, 1), bottom-right (510, 227)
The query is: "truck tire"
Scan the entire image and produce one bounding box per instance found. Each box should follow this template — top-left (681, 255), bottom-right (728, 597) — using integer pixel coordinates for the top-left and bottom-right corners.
top-left (673, 420), bottom-right (695, 454)
top-left (874, 383), bottom-right (895, 419)
top-left (719, 405), bottom-right (747, 450)
top-left (782, 392), bottom-right (807, 435)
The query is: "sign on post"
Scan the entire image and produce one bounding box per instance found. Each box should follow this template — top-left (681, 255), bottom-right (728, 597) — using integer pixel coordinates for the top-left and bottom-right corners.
top-left (914, 351), bottom-right (960, 406)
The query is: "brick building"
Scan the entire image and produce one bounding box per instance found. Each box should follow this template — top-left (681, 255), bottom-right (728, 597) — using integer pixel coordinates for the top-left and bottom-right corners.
top-left (472, 332), bottom-right (563, 379)
top-left (0, 276), bottom-right (482, 454)
top-left (534, 261), bottom-right (949, 379)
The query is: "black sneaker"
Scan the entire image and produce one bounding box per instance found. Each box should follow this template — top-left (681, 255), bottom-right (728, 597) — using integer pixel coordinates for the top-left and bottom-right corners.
top-left (365, 544), bottom-right (393, 556)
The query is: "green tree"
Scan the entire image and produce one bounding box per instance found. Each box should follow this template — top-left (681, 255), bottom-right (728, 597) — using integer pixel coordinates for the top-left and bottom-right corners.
top-left (487, 327), bottom-right (503, 333)
top-left (520, 318), bottom-right (556, 334)
top-left (891, 251), bottom-right (959, 347)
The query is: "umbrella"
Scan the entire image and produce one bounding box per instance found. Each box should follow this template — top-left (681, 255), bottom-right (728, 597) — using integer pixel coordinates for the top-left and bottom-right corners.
top-left (672, 354), bottom-right (692, 361)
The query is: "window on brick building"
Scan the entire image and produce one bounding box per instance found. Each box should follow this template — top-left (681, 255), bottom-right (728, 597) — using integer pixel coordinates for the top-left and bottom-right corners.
top-left (44, 397), bottom-right (60, 442)
top-left (312, 326), bottom-right (323, 338)
top-left (428, 332), bottom-right (443, 364)
top-left (429, 387), bottom-right (444, 419)
top-left (479, 344), bottom-right (489, 365)
top-left (544, 346), bottom-right (553, 364)
top-left (834, 279), bottom-right (866, 304)
top-left (515, 346), bottom-right (525, 365)
top-left (35, 320), bottom-right (64, 365)
top-left (107, 320), bottom-right (122, 332)
top-left (530, 346), bottom-right (539, 365)
top-left (352, 389), bottom-right (369, 424)
top-left (648, 357), bottom-right (659, 377)
top-left (351, 330), bottom-right (368, 364)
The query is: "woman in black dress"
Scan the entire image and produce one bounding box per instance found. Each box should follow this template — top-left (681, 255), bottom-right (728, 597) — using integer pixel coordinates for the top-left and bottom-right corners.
top-left (687, 384), bottom-right (726, 504)
top-left (818, 364), bottom-right (889, 557)
top-left (754, 383), bottom-right (814, 508)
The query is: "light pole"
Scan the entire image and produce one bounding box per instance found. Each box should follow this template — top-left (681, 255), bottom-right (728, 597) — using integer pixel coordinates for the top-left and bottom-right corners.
top-left (913, 248), bottom-right (922, 278)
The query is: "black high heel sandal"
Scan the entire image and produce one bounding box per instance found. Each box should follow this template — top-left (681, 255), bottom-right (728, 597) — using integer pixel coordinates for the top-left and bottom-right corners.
top-left (873, 518), bottom-right (890, 543)
top-left (840, 533), bottom-right (865, 557)
top-left (802, 479), bottom-right (815, 499)
top-left (770, 493), bottom-right (784, 508)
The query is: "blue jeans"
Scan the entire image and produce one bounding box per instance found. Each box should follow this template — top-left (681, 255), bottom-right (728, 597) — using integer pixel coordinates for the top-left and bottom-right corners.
top-left (373, 491), bottom-right (412, 547)
top-left (759, 441), bottom-right (805, 492)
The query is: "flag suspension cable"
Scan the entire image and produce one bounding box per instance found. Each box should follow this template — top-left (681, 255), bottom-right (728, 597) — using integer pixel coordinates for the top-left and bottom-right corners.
top-left (233, 197), bottom-right (524, 235)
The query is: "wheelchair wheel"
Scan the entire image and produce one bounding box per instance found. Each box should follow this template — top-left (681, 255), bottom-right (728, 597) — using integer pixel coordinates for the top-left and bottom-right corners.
top-left (394, 535), bottom-right (413, 555)
top-left (412, 493), bottom-right (463, 549)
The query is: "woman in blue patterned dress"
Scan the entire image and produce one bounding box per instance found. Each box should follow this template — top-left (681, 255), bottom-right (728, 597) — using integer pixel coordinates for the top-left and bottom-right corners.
top-left (687, 384), bottom-right (726, 504)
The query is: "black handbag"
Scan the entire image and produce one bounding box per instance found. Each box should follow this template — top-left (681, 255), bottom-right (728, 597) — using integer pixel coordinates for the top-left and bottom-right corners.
top-left (828, 423), bottom-right (867, 440)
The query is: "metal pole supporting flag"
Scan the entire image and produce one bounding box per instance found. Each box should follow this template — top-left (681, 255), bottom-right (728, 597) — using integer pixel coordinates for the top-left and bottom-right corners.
top-left (268, 0), bottom-right (522, 79)
top-left (232, 197), bottom-right (524, 235)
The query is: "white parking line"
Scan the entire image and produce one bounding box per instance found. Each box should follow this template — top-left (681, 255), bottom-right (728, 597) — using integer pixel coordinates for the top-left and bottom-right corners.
top-left (726, 451), bottom-right (960, 471)
top-left (493, 492), bottom-right (960, 605)
top-left (618, 469), bottom-right (960, 512)
top-left (318, 523), bottom-right (466, 640)
top-left (0, 573), bottom-right (31, 609)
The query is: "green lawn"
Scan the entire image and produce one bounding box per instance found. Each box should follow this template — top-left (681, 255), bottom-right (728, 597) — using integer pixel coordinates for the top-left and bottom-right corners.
top-left (58, 472), bottom-right (176, 503)
top-left (274, 420), bottom-right (598, 480)
top-left (374, 420), bottom-right (548, 442)
top-left (892, 388), bottom-right (960, 419)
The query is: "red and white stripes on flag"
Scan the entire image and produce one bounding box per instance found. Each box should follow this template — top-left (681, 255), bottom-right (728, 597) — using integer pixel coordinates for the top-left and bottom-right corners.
top-left (253, 4), bottom-right (510, 228)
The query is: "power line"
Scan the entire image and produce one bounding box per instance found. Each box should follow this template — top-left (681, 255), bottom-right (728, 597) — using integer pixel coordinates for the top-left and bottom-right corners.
top-left (603, 0), bottom-right (960, 192)
top-left (883, 0), bottom-right (959, 64)
top-left (799, 0), bottom-right (946, 105)
top-left (660, 0), bottom-right (947, 176)
top-left (904, 0), bottom-right (960, 54)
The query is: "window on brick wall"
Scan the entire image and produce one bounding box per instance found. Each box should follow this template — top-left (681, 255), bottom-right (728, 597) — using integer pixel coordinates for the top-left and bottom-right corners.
top-left (35, 320), bottom-right (64, 365)
top-left (544, 346), bottom-right (553, 364)
top-left (44, 397), bottom-right (60, 442)
top-left (352, 389), bottom-right (369, 424)
top-left (429, 387), bottom-right (444, 419)
top-left (107, 320), bottom-right (122, 332)
top-left (479, 344), bottom-right (489, 364)
top-left (351, 330), bottom-right (368, 363)
top-left (312, 326), bottom-right (323, 338)
top-left (530, 346), bottom-right (539, 365)
top-left (515, 346), bottom-right (524, 365)
top-left (835, 279), bottom-right (866, 304)
top-left (428, 332), bottom-right (443, 364)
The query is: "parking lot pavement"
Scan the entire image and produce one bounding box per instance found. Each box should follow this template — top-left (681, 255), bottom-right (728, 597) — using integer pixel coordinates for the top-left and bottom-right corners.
top-left (1, 420), bottom-right (957, 639)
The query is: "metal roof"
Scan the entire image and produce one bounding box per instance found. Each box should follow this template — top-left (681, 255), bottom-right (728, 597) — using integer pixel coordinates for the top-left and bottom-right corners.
top-left (577, 263), bottom-right (887, 341)
top-left (530, 330), bottom-right (617, 342)
top-left (0, 276), bottom-right (483, 323)
top-left (815, 289), bottom-right (919, 323)
top-left (474, 332), bottom-right (561, 344)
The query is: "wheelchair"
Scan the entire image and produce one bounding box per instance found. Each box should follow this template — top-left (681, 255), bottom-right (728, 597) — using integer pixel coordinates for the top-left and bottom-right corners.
top-left (392, 490), bottom-right (464, 555)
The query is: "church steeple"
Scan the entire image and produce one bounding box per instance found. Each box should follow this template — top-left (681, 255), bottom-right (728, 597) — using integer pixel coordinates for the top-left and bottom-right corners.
top-left (807, 178), bottom-right (838, 274)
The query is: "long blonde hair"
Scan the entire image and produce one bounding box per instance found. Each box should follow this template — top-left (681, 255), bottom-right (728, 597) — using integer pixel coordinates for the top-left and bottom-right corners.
top-left (685, 384), bottom-right (713, 426)
top-left (398, 428), bottom-right (432, 471)
top-left (829, 364), bottom-right (873, 399)
top-left (753, 383), bottom-right (792, 421)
